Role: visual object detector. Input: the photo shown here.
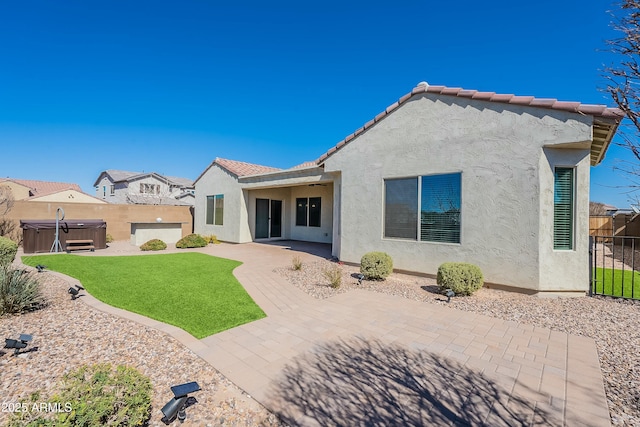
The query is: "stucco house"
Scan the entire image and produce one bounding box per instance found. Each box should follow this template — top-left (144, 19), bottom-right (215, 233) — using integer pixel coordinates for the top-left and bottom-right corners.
top-left (0, 178), bottom-right (105, 204)
top-left (194, 82), bottom-right (623, 295)
top-left (94, 170), bottom-right (195, 206)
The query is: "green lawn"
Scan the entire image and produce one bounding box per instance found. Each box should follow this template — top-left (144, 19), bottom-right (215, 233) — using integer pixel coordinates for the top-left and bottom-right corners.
top-left (23, 252), bottom-right (266, 338)
top-left (592, 267), bottom-right (640, 300)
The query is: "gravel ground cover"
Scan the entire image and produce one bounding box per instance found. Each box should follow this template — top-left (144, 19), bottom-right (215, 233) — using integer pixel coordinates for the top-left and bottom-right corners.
top-left (0, 268), bottom-right (281, 427)
top-left (276, 260), bottom-right (640, 426)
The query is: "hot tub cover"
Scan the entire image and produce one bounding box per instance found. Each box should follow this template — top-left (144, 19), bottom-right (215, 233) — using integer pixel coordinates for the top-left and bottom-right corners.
top-left (20, 219), bottom-right (107, 230)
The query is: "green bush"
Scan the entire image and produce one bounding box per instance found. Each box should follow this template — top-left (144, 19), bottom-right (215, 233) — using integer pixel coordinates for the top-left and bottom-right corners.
top-left (176, 233), bottom-right (208, 249)
top-left (8, 364), bottom-right (152, 427)
top-left (0, 235), bottom-right (18, 266)
top-left (360, 252), bottom-right (393, 280)
top-left (140, 239), bottom-right (167, 251)
top-left (0, 264), bottom-right (45, 315)
top-left (437, 262), bottom-right (484, 296)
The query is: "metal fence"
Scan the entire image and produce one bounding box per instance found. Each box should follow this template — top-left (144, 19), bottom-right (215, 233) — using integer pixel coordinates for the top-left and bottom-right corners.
top-left (590, 235), bottom-right (640, 299)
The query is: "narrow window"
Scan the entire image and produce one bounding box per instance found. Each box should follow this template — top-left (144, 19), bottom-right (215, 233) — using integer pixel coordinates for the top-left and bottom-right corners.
top-left (206, 195), bottom-right (224, 225)
top-left (214, 194), bottom-right (224, 226)
top-left (296, 198), bottom-right (307, 226)
top-left (384, 178), bottom-right (418, 239)
top-left (103, 186), bottom-right (106, 197)
top-left (420, 173), bottom-right (461, 243)
top-left (554, 168), bottom-right (574, 250)
top-left (309, 197), bottom-right (321, 227)
top-left (110, 185), bottom-right (115, 195)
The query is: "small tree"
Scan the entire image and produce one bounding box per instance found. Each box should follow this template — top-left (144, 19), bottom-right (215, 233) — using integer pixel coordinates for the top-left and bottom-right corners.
top-left (0, 185), bottom-right (19, 242)
top-left (605, 1), bottom-right (640, 197)
top-left (590, 201), bottom-right (609, 216)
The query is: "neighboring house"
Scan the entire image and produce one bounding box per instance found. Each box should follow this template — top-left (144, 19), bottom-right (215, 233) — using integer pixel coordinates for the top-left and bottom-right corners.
top-left (194, 82), bottom-right (623, 295)
top-left (0, 178), bottom-right (105, 204)
top-left (93, 170), bottom-right (195, 206)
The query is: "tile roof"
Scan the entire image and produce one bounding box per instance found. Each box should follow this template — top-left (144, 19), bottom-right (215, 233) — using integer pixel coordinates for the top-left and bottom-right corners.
top-left (213, 158), bottom-right (282, 177)
top-left (1, 178), bottom-right (82, 196)
top-left (291, 161), bottom-right (318, 169)
top-left (316, 82), bottom-right (624, 165)
top-left (96, 170), bottom-right (194, 187)
top-left (102, 169), bottom-right (140, 182)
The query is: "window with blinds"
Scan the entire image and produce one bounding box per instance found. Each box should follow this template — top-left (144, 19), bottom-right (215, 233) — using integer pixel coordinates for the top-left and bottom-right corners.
top-left (420, 173), bottom-right (461, 243)
top-left (206, 194), bottom-right (224, 225)
top-left (554, 168), bottom-right (574, 250)
top-left (384, 173), bottom-right (461, 243)
top-left (384, 178), bottom-right (418, 239)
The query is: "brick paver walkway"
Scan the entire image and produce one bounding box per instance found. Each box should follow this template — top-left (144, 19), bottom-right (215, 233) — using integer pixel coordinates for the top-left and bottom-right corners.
top-left (65, 241), bottom-right (610, 426)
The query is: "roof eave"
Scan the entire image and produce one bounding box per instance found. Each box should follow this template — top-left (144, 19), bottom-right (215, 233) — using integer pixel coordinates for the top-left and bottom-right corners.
top-left (591, 116), bottom-right (622, 166)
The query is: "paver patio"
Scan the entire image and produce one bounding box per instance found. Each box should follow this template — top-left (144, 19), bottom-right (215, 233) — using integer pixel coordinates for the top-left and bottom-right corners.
top-left (62, 241), bottom-right (610, 426)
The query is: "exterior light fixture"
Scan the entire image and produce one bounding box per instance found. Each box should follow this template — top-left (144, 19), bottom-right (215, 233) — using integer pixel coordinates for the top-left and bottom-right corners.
top-left (357, 273), bottom-right (365, 285)
top-left (4, 334), bottom-right (32, 355)
top-left (161, 381), bottom-right (201, 424)
top-left (35, 264), bottom-right (47, 273)
top-left (445, 289), bottom-right (455, 303)
top-left (68, 284), bottom-right (85, 300)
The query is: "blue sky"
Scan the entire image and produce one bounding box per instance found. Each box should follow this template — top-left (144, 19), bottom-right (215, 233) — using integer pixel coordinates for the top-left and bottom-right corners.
top-left (0, 1), bottom-right (635, 207)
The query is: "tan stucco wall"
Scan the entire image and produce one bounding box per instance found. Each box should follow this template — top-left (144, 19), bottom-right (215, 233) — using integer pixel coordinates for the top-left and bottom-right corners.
top-left (0, 181), bottom-right (31, 200)
top-left (5, 201), bottom-right (192, 242)
top-left (323, 93), bottom-right (594, 293)
top-left (30, 190), bottom-right (107, 204)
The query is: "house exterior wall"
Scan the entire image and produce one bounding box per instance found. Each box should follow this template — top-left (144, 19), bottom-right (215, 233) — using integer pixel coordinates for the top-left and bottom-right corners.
top-left (0, 181), bottom-right (31, 200)
top-left (289, 184), bottom-right (333, 243)
top-left (30, 190), bottom-right (107, 204)
top-left (95, 175), bottom-right (119, 202)
top-left (538, 148), bottom-right (591, 293)
top-left (246, 187), bottom-right (293, 239)
top-left (194, 165), bottom-right (248, 242)
top-left (323, 93), bottom-right (593, 293)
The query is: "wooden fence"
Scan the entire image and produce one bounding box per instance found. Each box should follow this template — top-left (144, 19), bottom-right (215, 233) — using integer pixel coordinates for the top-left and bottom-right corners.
top-left (589, 216), bottom-right (613, 236)
top-left (590, 214), bottom-right (640, 238)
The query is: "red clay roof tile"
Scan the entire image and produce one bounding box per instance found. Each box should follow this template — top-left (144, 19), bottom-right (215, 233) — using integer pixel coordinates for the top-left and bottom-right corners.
top-left (2, 178), bottom-right (82, 196)
top-left (214, 158), bottom-right (281, 177)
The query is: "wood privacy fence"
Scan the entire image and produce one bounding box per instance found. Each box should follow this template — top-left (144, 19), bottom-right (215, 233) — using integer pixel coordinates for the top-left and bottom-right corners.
top-left (589, 216), bottom-right (613, 236)
top-left (3, 200), bottom-right (193, 242)
top-left (590, 214), bottom-right (640, 238)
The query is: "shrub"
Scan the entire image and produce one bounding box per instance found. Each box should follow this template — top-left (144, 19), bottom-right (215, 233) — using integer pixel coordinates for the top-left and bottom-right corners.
top-left (8, 364), bottom-right (152, 426)
top-left (105, 233), bottom-right (114, 243)
top-left (0, 219), bottom-right (22, 244)
top-left (203, 234), bottom-right (220, 244)
top-left (323, 264), bottom-right (342, 288)
top-left (0, 235), bottom-right (18, 266)
top-left (176, 233), bottom-right (208, 249)
top-left (292, 255), bottom-right (303, 271)
top-left (0, 264), bottom-right (45, 315)
top-left (437, 262), bottom-right (484, 296)
top-left (140, 239), bottom-right (167, 251)
top-left (360, 252), bottom-right (393, 280)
